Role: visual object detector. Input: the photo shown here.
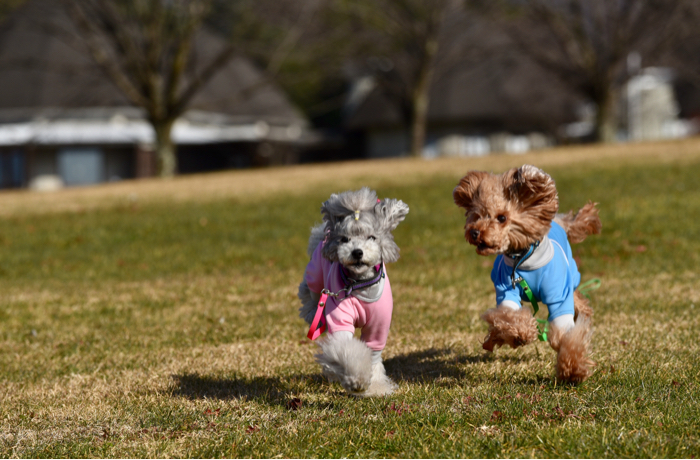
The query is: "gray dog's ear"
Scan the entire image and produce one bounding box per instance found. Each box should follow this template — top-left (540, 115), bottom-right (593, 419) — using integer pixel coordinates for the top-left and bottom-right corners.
top-left (375, 198), bottom-right (409, 232)
top-left (320, 193), bottom-right (341, 225)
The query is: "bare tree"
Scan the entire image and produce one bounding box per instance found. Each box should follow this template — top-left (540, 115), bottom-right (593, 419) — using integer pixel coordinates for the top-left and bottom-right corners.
top-left (666, 0), bottom-right (700, 91)
top-left (0, 0), bottom-right (26, 22)
top-left (339, 0), bottom-right (479, 158)
top-left (481, 0), bottom-right (682, 143)
top-left (208, 0), bottom-right (341, 125)
top-left (62, 0), bottom-right (238, 177)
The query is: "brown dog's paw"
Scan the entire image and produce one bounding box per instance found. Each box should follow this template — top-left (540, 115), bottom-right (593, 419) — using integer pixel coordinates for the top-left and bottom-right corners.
top-left (482, 333), bottom-right (504, 352)
top-left (481, 307), bottom-right (538, 351)
top-left (573, 290), bottom-right (594, 321)
top-left (555, 318), bottom-right (595, 384)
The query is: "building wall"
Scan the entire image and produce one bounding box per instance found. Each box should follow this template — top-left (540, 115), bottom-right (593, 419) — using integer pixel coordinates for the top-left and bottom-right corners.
top-left (177, 142), bottom-right (301, 173)
top-left (366, 129), bottom-right (409, 158)
top-left (0, 148), bottom-right (25, 188)
top-left (365, 126), bottom-right (552, 159)
top-left (627, 68), bottom-right (697, 141)
top-left (24, 145), bottom-right (136, 189)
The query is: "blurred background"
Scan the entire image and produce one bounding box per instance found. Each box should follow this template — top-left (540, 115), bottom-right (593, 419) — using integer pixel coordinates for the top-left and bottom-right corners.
top-left (0, 0), bottom-right (697, 189)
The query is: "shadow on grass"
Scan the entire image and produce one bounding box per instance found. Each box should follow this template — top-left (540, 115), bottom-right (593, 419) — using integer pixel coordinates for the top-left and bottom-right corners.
top-left (511, 374), bottom-right (557, 386)
top-left (173, 347), bottom-right (547, 404)
top-left (384, 348), bottom-right (462, 383)
top-left (171, 372), bottom-right (336, 407)
top-left (384, 347), bottom-right (545, 385)
top-left (384, 347), bottom-right (484, 383)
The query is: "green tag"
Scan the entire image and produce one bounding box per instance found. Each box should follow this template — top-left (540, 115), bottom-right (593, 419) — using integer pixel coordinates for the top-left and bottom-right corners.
top-left (518, 279), bottom-right (548, 342)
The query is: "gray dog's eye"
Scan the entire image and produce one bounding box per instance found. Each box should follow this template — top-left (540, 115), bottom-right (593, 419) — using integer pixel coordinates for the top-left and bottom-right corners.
top-left (341, 236), bottom-right (350, 243)
top-left (367, 236), bottom-right (376, 241)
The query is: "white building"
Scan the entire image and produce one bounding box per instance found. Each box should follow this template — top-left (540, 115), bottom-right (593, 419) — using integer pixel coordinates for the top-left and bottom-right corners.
top-left (627, 67), bottom-right (696, 141)
top-left (0, 0), bottom-right (315, 189)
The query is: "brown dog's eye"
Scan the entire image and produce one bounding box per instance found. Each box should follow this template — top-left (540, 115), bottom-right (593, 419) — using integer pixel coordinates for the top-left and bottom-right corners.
top-left (497, 215), bottom-right (507, 223)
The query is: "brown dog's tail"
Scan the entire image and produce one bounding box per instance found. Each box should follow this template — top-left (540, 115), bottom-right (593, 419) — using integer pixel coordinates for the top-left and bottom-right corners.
top-left (554, 201), bottom-right (601, 244)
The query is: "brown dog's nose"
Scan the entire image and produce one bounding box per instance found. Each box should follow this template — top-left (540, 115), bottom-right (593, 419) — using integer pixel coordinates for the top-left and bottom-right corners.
top-left (470, 229), bottom-right (480, 240)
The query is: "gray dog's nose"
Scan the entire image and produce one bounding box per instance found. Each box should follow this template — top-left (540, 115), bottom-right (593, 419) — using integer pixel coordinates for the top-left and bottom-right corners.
top-left (470, 229), bottom-right (480, 240)
top-left (351, 249), bottom-right (363, 260)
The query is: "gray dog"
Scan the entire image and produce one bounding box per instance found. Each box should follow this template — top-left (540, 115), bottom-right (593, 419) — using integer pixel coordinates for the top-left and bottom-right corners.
top-left (298, 187), bottom-right (409, 396)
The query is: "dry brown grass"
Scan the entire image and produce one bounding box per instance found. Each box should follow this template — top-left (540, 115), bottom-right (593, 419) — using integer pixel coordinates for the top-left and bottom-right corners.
top-left (2, 273), bottom-right (696, 456)
top-left (1, 139), bottom-right (699, 457)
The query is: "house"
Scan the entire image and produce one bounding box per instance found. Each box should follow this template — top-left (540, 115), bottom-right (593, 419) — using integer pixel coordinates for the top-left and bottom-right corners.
top-left (0, 0), bottom-right (315, 189)
top-left (343, 36), bottom-right (700, 158)
top-left (343, 50), bottom-right (582, 159)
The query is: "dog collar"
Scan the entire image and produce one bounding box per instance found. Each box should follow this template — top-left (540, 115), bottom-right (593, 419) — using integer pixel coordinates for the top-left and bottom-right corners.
top-left (504, 235), bottom-right (553, 271)
top-left (339, 263), bottom-right (384, 296)
top-left (507, 241), bottom-right (540, 289)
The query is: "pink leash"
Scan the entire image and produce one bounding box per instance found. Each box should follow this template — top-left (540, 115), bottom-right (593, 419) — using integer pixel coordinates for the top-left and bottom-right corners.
top-left (307, 292), bottom-right (328, 340)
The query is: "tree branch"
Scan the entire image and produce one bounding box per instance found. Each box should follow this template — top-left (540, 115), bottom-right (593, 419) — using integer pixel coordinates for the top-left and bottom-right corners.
top-left (171, 43), bottom-right (236, 116)
top-left (61, 0), bottom-right (149, 108)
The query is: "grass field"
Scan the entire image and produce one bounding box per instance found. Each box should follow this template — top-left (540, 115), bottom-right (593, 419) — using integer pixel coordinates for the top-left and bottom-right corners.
top-left (1, 139), bottom-right (699, 458)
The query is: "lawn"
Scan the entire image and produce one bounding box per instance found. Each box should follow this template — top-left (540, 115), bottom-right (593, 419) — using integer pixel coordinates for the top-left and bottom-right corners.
top-left (0, 139), bottom-right (699, 458)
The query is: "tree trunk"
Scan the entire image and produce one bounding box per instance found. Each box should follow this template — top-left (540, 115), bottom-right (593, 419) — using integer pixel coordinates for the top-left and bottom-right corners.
top-left (409, 38), bottom-right (438, 158)
top-left (593, 86), bottom-right (617, 143)
top-left (153, 119), bottom-right (177, 177)
top-left (409, 79), bottom-right (431, 158)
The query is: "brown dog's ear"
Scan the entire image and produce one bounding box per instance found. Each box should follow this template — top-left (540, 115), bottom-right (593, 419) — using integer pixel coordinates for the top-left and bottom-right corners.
top-left (505, 164), bottom-right (558, 214)
top-left (453, 171), bottom-right (489, 209)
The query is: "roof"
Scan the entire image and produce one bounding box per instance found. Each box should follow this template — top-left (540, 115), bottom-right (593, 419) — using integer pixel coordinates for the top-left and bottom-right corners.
top-left (345, 47), bottom-right (581, 135)
top-left (0, 108), bottom-right (315, 146)
top-left (0, 0), bottom-right (308, 139)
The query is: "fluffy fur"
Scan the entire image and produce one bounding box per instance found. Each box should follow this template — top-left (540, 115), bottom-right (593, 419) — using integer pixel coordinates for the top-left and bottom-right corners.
top-left (454, 164), bottom-right (559, 255)
top-left (555, 202), bottom-right (603, 244)
top-left (315, 335), bottom-right (398, 397)
top-left (480, 306), bottom-right (539, 352)
top-left (299, 187), bottom-right (408, 396)
top-left (453, 164), bottom-right (601, 384)
top-left (319, 188), bottom-right (406, 278)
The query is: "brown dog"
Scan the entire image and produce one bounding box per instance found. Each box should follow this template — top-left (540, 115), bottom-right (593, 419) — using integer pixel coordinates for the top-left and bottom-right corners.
top-left (453, 164), bottom-right (601, 383)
